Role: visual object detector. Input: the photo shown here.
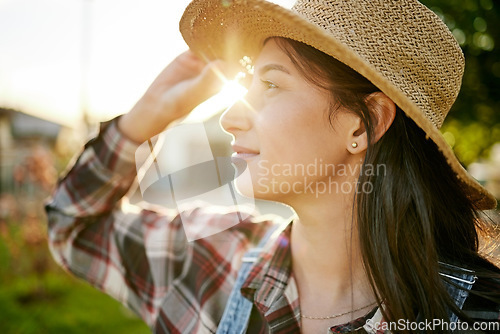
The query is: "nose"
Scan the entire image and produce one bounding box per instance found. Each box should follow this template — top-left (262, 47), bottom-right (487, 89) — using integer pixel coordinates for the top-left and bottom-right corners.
top-left (220, 98), bottom-right (254, 135)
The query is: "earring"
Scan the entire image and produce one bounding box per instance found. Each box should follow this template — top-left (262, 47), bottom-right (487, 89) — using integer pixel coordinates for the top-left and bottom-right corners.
top-left (351, 142), bottom-right (358, 148)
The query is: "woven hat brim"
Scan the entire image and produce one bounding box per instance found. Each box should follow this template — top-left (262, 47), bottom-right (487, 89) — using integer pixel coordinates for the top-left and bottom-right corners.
top-left (180, 0), bottom-right (497, 210)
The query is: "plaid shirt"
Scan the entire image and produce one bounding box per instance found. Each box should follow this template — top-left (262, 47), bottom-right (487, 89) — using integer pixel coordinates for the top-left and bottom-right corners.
top-left (46, 120), bottom-right (500, 333)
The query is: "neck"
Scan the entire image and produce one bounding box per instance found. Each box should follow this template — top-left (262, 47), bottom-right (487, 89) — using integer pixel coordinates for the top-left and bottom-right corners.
top-left (289, 191), bottom-right (375, 315)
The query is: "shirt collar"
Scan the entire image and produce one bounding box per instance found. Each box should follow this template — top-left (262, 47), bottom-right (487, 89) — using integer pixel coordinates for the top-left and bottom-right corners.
top-left (241, 223), bottom-right (293, 311)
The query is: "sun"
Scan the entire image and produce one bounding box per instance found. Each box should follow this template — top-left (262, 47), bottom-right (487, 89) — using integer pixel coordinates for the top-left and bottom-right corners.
top-left (184, 73), bottom-right (248, 123)
top-left (219, 77), bottom-right (248, 104)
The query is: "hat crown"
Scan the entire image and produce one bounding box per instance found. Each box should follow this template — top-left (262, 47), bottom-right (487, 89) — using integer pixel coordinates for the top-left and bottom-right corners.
top-left (291, 0), bottom-right (464, 129)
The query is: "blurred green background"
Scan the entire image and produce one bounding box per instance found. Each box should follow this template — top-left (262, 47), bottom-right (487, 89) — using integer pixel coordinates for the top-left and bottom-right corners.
top-left (0, 0), bottom-right (498, 333)
top-left (423, 0), bottom-right (500, 166)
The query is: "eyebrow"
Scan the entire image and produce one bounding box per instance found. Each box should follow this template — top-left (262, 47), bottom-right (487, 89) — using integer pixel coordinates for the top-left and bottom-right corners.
top-left (257, 63), bottom-right (291, 76)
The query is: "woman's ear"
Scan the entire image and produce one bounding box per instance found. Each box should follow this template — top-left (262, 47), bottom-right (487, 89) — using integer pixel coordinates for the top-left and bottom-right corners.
top-left (346, 92), bottom-right (396, 154)
top-left (368, 92), bottom-right (396, 143)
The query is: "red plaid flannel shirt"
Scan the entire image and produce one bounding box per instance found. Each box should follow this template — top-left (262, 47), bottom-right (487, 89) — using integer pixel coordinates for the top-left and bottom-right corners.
top-left (46, 120), bottom-right (383, 333)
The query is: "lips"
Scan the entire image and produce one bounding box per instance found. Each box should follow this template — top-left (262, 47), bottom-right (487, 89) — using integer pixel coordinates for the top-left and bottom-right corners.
top-left (231, 144), bottom-right (259, 159)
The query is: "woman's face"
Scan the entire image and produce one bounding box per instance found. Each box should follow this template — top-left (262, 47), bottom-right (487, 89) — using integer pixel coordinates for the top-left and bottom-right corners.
top-left (220, 39), bottom-right (356, 203)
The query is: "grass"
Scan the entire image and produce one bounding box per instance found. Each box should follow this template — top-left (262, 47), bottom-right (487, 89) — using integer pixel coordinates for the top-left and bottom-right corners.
top-left (0, 220), bottom-right (150, 334)
top-left (2, 272), bottom-right (151, 334)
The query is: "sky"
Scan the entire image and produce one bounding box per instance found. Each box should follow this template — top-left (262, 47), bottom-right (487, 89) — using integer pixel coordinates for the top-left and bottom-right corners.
top-left (0, 0), bottom-right (295, 127)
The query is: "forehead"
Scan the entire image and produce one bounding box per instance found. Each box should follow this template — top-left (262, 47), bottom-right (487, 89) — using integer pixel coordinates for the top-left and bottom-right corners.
top-left (253, 39), bottom-right (296, 70)
top-left (251, 38), bottom-right (331, 92)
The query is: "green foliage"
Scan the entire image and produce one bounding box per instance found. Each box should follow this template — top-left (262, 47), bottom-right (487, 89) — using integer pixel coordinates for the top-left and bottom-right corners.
top-left (420, 0), bottom-right (500, 166)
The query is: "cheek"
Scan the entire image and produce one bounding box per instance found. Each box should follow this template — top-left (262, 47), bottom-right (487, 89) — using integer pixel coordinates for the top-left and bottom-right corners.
top-left (257, 103), bottom-right (311, 146)
top-left (259, 109), bottom-right (339, 164)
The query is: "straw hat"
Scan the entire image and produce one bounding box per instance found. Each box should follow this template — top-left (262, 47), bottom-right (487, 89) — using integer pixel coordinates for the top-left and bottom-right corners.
top-left (179, 0), bottom-right (497, 210)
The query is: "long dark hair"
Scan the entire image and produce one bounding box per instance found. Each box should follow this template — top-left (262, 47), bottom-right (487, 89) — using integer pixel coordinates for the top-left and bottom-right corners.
top-left (272, 37), bottom-right (500, 332)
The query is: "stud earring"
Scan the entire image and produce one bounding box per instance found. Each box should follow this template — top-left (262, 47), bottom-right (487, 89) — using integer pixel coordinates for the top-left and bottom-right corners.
top-left (351, 142), bottom-right (358, 148)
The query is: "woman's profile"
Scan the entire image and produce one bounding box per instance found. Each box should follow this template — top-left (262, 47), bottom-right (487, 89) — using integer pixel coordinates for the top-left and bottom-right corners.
top-left (46, 0), bottom-right (500, 333)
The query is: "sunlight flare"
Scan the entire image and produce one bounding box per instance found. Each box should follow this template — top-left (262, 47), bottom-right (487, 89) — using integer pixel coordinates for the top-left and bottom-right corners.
top-left (184, 74), bottom-right (248, 123)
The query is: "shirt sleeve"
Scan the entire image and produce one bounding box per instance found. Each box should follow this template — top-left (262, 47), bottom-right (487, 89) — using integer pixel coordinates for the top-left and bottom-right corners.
top-left (45, 118), bottom-right (187, 327)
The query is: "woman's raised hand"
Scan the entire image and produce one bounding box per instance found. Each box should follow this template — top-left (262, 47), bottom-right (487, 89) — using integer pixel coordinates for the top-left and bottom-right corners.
top-left (119, 51), bottom-right (229, 143)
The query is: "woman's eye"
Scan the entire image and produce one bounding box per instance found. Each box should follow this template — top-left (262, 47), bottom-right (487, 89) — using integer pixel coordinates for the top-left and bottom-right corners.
top-left (260, 79), bottom-right (278, 90)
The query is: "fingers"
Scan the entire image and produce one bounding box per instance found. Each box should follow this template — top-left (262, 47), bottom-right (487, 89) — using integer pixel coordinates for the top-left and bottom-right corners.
top-left (178, 50), bottom-right (240, 82)
top-left (149, 51), bottom-right (206, 89)
top-left (188, 59), bottom-right (240, 105)
top-left (197, 60), bottom-right (227, 93)
top-left (174, 61), bottom-right (225, 113)
top-left (175, 50), bottom-right (207, 75)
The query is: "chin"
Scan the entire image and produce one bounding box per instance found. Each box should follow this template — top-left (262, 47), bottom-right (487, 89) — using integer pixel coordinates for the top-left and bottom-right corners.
top-left (233, 177), bottom-right (255, 199)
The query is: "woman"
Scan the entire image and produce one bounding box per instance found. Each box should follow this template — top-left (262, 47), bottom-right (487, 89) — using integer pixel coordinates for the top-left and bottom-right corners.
top-left (46, 0), bottom-right (500, 333)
